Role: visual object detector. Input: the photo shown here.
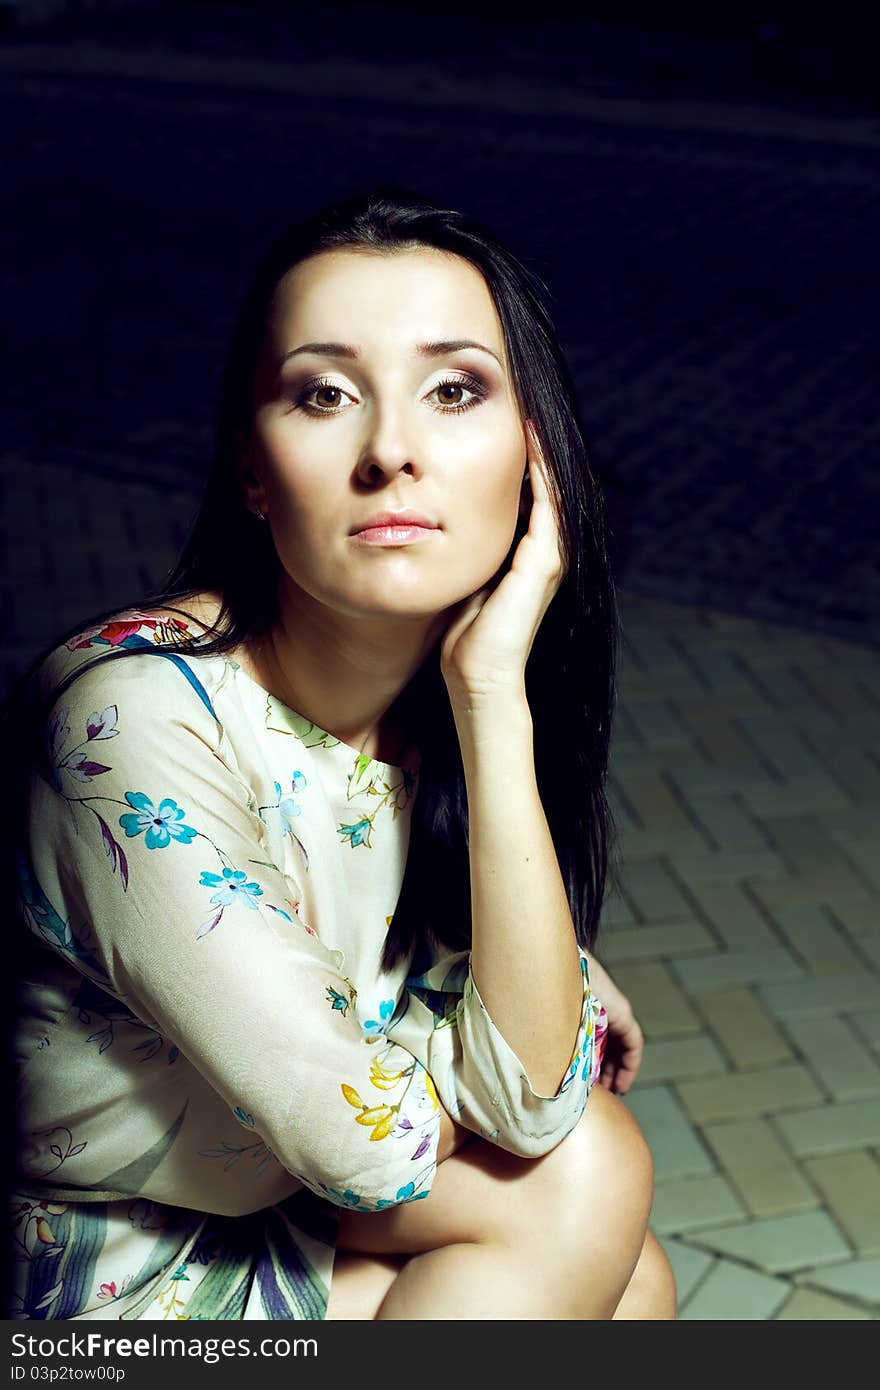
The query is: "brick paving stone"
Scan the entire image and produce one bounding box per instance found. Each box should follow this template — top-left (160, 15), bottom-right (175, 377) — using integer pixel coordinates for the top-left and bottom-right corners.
top-left (805, 716), bottom-right (880, 753)
top-left (758, 973), bottom-right (880, 1020)
top-left (769, 905), bottom-right (867, 976)
top-left (603, 962), bottom-right (702, 1038)
top-left (610, 745), bottom-right (710, 781)
top-left (807, 645), bottom-right (880, 680)
top-left (605, 784), bottom-right (640, 834)
top-left (796, 1256), bottom-right (880, 1307)
top-left (618, 627), bottom-right (711, 689)
top-left (823, 750), bottom-right (880, 807)
top-left (737, 715), bottom-right (831, 783)
top-left (670, 693), bottom-right (771, 724)
top-left (677, 1065), bottom-right (824, 1124)
top-left (802, 1152), bottom-right (880, 1256)
top-left (615, 773), bottom-right (695, 832)
top-left (678, 1258), bottom-right (790, 1320)
top-left (735, 663), bottom-right (822, 718)
top-left (677, 795), bottom-right (769, 853)
top-left (616, 827), bottom-right (710, 860)
top-left (624, 1085), bottom-right (715, 1181)
top-left (797, 674), bottom-right (880, 725)
top-left (670, 945), bottom-right (805, 994)
top-left (624, 700), bottom-right (692, 749)
top-left (740, 776), bottom-right (854, 817)
top-left (684, 882), bottom-right (777, 949)
top-left (656, 1237), bottom-right (714, 1308)
top-left (638, 1034), bottom-right (728, 1084)
top-left (696, 987), bottom-right (796, 1071)
top-left (775, 1099), bottom-right (880, 1158)
top-left (850, 1010), bottom-right (880, 1053)
top-left (782, 1015), bottom-right (880, 1103)
top-left (686, 1210), bottom-right (851, 1274)
top-left (617, 654), bottom-right (705, 703)
top-left (702, 1118), bottom-right (820, 1219)
top-left (676, 646), bottom-right (764, 698)
top-left (651, 1174), bottom-right (746, 1234)
top-left (599, 917), bottom-right (717, 965)
top-left (843, 840), bottom-right (880, 896)
top-left (610, 856), bottom-right (694, 923)
top-left (668, 848), bottom-right (788, 886)
top-left (599, 889), bottom-right (638, 931)
top-left (829, 900), bottom-right (880, 939)
top-left (819, 809), bottom-right (880, 846)
top-left (739, 867), bottom-right (873, 911)
top-left (640, 765), bottom-right (776, 801)
top-left (677, 714), bottom-right (768, 775)
top-left (758, 814), bottom-right (874, 886)
top-left (775, 1287), bottom-right (873, 1319)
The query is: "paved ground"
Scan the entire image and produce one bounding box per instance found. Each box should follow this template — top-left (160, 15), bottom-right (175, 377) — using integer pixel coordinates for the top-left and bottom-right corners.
top-left (602, 594), bottom-right (880, 1318)
top-left (4, 9), bottom-right (880, 1318)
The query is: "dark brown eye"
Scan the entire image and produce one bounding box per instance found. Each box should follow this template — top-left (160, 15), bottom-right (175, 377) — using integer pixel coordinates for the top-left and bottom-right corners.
top-left (437, 382), bottom-right (464, 405)
top-left (315, 385), bottom-right (342, 409)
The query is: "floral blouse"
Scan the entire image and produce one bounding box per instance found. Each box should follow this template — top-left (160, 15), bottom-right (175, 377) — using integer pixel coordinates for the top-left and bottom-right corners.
top-left (12, 609), bottom-right (606, 1320)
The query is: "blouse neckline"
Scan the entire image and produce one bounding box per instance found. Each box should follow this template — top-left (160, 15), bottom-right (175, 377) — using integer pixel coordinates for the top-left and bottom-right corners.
top-left (222, 654), bottom-right (418, 777)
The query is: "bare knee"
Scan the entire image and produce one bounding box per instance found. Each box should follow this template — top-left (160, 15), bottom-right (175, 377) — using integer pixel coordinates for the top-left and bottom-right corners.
top-left (529, 1084), bottom-right (653, 1227)
top-left (614, 1229), bottom-right (677, 1319)
top-left (437, 1083), bottom-right (652, 1318)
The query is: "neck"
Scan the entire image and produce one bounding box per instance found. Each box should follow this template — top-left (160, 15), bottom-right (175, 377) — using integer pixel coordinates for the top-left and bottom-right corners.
top-left (247, 577), bottom-right (446, 763)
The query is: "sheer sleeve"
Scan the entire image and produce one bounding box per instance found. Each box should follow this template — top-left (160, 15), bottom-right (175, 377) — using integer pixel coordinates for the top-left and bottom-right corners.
top-left (389, 944), bottom-right (608, 1157)
top-left (18, 647), bottom-right (439, 1212)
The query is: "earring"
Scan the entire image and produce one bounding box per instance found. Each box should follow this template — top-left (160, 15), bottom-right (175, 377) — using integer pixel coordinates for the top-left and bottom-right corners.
top-left (250, 505), bottom-right (267, 522)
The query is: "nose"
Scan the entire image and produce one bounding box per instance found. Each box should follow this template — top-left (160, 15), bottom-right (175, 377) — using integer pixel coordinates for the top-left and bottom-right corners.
top-left (354, 407), bottom-right (421, 487)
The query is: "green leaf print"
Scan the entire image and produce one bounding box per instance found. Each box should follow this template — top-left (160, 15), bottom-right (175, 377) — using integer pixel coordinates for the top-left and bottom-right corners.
top-left (88, 1101), bottom-right (190, 1195)
top-left (264, 698), bottom-right (341, 748)
top-left (348, 753), bottom-right (378, 797)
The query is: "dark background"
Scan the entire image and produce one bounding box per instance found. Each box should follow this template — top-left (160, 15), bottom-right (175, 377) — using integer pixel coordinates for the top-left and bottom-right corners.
top-left (3, 0), bottom-right (879, 1313)
top-left (3, 0), bottom-right (880, 695)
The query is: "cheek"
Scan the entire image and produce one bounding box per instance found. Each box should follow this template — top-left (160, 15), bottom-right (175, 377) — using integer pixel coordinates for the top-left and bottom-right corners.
top-left (452, 465), bottom-right (524, 584)
top-left (255, 428), bottom-right (330, 530)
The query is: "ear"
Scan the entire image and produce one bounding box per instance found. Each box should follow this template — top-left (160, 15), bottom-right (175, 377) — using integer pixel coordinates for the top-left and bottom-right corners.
top-left (236, 431), bottom-right (267, 516)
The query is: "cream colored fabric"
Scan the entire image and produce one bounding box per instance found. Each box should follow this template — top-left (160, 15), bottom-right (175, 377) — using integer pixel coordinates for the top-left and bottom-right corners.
top-left (12, 609), bottom-right (603, 1319)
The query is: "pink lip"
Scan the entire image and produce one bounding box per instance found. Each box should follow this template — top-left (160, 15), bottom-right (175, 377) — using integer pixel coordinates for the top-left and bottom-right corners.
top-left (350, 510), bottom-right (439, 535)
top-left (351, 524), bottom-right (439, 546)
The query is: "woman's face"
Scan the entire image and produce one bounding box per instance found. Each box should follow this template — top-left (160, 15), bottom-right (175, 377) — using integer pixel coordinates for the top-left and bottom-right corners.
top-left (245, 246), bottom-right (529, 624)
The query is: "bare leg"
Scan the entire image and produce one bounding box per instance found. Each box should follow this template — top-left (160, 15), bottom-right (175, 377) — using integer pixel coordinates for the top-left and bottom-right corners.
top-left (326, 1229), bottom-right (675, 1321)
top-left (328, 1083), bottom-right (669, 1320)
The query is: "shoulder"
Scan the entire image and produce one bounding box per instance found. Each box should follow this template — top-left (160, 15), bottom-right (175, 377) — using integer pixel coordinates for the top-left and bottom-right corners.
top-left (35, 593), bottom-right (229, 733)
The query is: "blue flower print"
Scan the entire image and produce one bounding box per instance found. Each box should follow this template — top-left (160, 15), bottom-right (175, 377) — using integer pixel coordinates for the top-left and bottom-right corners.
top-left (363, 999), bottom-right (396, 1034)
top-left (199, 867), bottom-right (263, 910)
top-left (119, 793), bottom-right (197, 850)
top-left (234, 1107), bottom-right (255, 1127)
top-left (326, 987), bottom-right (350, 1015)
top-left (338, 817), bottom-right (373, 848)
top-left (321, 1187), bottom-right (366, 1210)
top-left (276, 771), bottom-right (307, 837)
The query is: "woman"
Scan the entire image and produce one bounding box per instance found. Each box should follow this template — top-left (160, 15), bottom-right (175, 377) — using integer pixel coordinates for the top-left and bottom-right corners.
top-left (8, 186), bottom-right (675, 1320)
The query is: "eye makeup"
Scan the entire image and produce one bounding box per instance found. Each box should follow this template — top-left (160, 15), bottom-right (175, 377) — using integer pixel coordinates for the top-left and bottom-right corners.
top-left (288, 370), bottom-right (490, 418)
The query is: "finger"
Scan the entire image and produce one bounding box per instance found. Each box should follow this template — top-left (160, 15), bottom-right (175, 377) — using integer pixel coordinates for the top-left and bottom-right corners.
top-left (439, 585), bottom-right (492, 653)
top-left (524, 418), bottom-right (547, 468)
top-left (527, 460), bottom-right (567, 578)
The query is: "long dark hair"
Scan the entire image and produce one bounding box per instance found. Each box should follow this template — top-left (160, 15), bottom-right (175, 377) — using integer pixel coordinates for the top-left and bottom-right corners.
top-left (7, 183), bottom-right (618, 972)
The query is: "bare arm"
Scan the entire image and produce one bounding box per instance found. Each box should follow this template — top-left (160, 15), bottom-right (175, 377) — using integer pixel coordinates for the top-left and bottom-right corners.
top-left (452, 694), bottom-right (584, 1097)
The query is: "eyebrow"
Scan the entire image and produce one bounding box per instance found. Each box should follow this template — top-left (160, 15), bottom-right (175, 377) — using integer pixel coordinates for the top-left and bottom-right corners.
top-left (279, 339), bottom-right (504, 369)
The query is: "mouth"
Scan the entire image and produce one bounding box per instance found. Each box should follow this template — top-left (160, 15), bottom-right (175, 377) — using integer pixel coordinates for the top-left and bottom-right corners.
top-left (350, 523), bottom-right (440, 547)
top-left (350, 510), bottom-right (440, 547)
